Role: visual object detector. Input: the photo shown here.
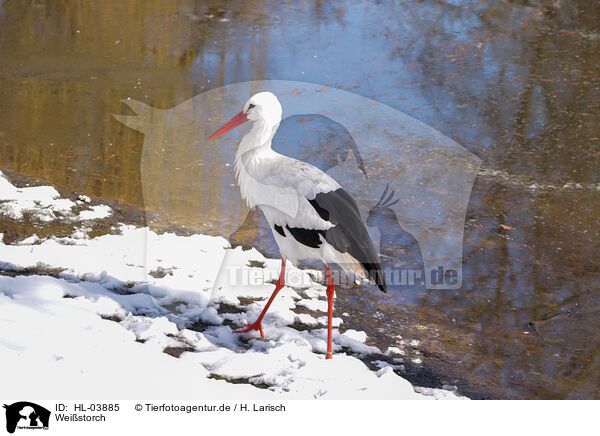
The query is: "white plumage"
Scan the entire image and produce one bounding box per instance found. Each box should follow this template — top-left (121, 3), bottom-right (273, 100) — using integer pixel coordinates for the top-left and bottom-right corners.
top-left (208, 91), bottom-right (386, 359)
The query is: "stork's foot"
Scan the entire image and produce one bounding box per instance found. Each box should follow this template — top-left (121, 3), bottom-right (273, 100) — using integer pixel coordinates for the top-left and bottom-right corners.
top-left (326, 352), bottom-right (333, 360)
top-left (234, 320), bottom-right (264, 338)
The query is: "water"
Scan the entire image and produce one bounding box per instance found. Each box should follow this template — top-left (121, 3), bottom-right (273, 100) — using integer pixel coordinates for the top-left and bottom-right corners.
top-left (0, 0), bottom-right (599, 398)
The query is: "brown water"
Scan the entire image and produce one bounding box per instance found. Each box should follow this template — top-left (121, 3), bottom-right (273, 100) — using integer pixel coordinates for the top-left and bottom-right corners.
top-left (1, 0), bottom-right (599, 399)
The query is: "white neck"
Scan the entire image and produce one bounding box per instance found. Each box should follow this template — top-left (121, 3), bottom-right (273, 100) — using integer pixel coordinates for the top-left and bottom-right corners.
top-left (237, 118), bottom-right (279, 157)
top-left (234, 118), bottom-right (282, 209)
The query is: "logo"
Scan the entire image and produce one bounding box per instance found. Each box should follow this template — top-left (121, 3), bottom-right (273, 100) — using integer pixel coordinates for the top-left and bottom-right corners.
top-left (3, 402), bottom-right (50, 434)
top-left (114, 80), bottom-right (481, 291)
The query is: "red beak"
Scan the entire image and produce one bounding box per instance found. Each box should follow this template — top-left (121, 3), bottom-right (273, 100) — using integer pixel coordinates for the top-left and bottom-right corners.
top-left (207, 111), bottom-right (249, 141)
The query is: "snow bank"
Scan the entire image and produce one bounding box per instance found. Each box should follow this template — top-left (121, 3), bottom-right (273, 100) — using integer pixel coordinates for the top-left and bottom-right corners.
top-left (0, 171), bottom-right (465, 399)
top-left (0, 174), bottom-right (76, 221)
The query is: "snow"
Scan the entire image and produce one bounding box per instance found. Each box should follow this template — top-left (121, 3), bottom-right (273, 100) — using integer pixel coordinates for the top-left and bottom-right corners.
top-left (385, 346), bottom-right (406, 356)
top-left (0, 175), bottom-right (76, 221)
top-left (0, 171), bottom-right (466, 400)
top-left (76, 204), bottom-right (112, 220)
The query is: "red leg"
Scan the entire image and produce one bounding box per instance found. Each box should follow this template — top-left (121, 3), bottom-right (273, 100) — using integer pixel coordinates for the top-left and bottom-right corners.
top-left (234, 258), bottom-right (286, 338)
top-left (324, 264), bottom-right (335, 359)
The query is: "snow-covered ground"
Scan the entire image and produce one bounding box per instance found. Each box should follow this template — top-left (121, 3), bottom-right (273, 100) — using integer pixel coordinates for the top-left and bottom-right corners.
top-left (0, 171), bottom-right (465, 399)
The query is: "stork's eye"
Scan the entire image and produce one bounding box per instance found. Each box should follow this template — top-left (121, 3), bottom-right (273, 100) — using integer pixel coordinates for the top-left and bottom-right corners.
top-left (248, 103), bottom-right (256, 110)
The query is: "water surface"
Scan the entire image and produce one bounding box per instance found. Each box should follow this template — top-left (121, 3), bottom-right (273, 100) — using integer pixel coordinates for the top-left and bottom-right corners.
top-left (0, 0), bottom-right (599, 399)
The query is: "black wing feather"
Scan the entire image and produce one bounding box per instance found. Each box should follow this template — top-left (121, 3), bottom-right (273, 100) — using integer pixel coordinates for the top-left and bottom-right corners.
top-left (309, 188), bottom-right (387, 293)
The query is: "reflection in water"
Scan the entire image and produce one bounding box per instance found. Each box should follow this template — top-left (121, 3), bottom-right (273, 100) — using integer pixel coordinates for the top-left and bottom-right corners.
top-left (0, 0), bottom-right (599, 398)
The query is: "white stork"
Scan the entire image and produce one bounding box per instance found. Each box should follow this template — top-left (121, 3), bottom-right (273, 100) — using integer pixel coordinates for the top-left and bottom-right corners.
top-left (208, 92), bottom-right (387, 359)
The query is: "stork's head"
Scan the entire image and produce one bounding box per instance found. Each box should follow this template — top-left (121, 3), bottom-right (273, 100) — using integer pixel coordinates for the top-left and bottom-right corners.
top-left (208, 91), bottom-right (282, 141)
